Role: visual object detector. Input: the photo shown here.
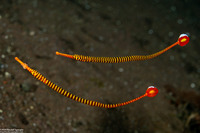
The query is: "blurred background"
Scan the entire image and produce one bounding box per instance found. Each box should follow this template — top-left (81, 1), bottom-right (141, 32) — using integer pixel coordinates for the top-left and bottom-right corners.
top-left (0, 0), bottom-right (200, 132)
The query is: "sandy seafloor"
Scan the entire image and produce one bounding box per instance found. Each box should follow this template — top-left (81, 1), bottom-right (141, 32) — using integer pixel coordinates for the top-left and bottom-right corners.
top-left (0, 0), bottom-right (200, 133)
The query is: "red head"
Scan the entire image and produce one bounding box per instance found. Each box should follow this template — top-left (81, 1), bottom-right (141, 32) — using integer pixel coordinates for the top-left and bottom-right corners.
top-left (146, 86), bottom-right (159, 97)
top-left (178, 34), bottom-right (189, 46)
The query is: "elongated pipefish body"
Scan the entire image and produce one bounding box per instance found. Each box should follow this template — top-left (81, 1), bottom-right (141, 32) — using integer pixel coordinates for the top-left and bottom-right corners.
top-left (15, 57), bottom-right (158, 108)
top-left (56, 34), bottom-right (189, 63)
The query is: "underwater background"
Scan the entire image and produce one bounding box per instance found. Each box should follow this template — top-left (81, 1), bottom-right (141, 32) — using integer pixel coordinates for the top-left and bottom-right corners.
top-left (0, 0), bottom-right (200, 132)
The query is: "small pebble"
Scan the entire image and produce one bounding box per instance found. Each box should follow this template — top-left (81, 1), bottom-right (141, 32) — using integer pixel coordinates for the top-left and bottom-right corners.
top-left (109, 85), bottom-right (113, 90)
top-left (28, 9), bottom-right (32, 14)
top-left (134, 84), bottom-right (139, 89)
top-left (85, 4), bottom-right (91, 10)
top-left (21, 82), bottom-right (37, 92)
top-left (67, 107), bottom-right (71, 111)
top-left (5, 71), bottom-right (11, 78)
top-left (170, 6), bottom-right (176, 11)
top-left (10, 124), bottom-right (17, 128)
top-left (148, 29), bottom-right (154, 34)
top-left (118, 68), bottom-right (124, 72)
top-left (11, 42), bottom-right (14, 46)
top-left (177, 19), bottom-right (183, 24)
top-left (32, 0), bottom-right (38, 7)
top-left (191, 35), bottom-right (196, 40)
top-left (0, 116), bottom-right (4, 120)
top-left (116, 20), bottom-right (121, 25)
top-left (98, 36), bottom-right (104, 41)
top-left (21, 82), bottom-right (31, 92)
top-left (0, 109), bottom-right (3, 113)
top-left (197, 68), bottom-right (200, 73)
top-left (32, 123), bottom-right (37, 127)
top-left (29, 31), bottom-right (35, 36)
top-left (72, 128), bottom-right (77, 132)
top-left (8, 113), bottom-right (12, 117)
top-left (4, 35), bottom-right (8, 39)
top-left (0, 63), bottom-right (4, 69)
top-left (168, 32), bottom-right (174, 37)
top-left (90, 47), bottom-right (94, 52)
top-left (124, 81), bottom-right (128, 86)
top-left (170, 55), bottom-right (174, 61)
top-left (24, 111), bottom-right (28, 115)
top-left (190, 83), bottom-right (196, 88)
top-left (1, 54), bottom-right (5, 59)
top-left (6, 46), bottom-right (12, 53)
top-left (30, 106), bottom-right (34, 110)
top-left (181, 53), bottom-right (187, 58)
top-left (68, 121), bottom-right (71, 126)
top-left (134, 130), bottom-right (139, 133)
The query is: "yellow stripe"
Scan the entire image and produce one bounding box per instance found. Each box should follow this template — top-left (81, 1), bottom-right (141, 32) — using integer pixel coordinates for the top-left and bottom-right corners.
top-left (84, 99), bottom-right (86, 104)
top-left (75, 96), bottom-right (78, 101)
top-left (92, 101), bottom-right (95, 106)
top-left (69, 94), bottom-right (73, 99)
top-left (43, 78), bottom-right (46, 83)
top-left (72, 95), bottom-right (76, 100)
top-left (36, 73), bottom-right (40, 79)
top-left (56, 86), bottom-right (60, 92)
top-left (49, 82), bottom-right (53, 88)
top-left (57, 86), bottom-right (61, 92)
top-left (78, 97), bottom-right (81, 102)
top-left (39, 75), bottom-right (44, 81)
top-left (58, 87), bottom-right (62, 93)
top-left (38, 75), bottom-right (43, 81)
top-left (89, 101), bottom-right (92, 106)
top-left (60, 89), bottom-right (64, 95)
top-left (45, 79), bottom-right (49, 84)
top-left (81, 98), bottom-right (83, 103)
top-left (58, 88), bottom-right (62, 93)
top-left (63, 91), bottom-right (67, 96)
top-left (114, 57), bottom-right (116, 63)
top-left (47, 80), bottom-right (51, 86)
top-left (53, 85), bottom-right (57, 90)
top-left (40, 77), bottom-right (45, 82)
top-left (51, 84), bottom-right (55, 89)
top-left (87, 100), bottom-right (89, 105)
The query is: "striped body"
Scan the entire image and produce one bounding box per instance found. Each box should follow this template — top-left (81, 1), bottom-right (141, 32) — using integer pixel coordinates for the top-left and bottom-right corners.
top-left (57, 41), bottom-right (178, 63)
top-left (57, 34), bottom-right (190, 63)
top-left (15, 57), bottom-right (150, 108)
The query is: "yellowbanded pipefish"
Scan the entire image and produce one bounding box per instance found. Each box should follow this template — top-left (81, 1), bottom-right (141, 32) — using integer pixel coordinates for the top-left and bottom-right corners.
top-left (56, 34), bottom-right (189, 63)
top-left (15, 57), bottom-right (158, 108)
